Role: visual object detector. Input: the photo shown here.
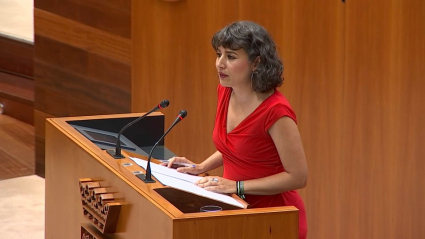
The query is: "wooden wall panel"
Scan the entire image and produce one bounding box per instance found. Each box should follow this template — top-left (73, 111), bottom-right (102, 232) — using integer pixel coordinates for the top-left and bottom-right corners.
top-left (34, 0), bottom-right (132, 175)
top-left (34, 8), bottom-right (131, 64)
top-left (34, 60), bottom-right (130, 115)
top-left (0, 115), bottom-right (35, 180)
top-left (343, 2), bottom-right (394, 236)
top-left (35, 0), bottom-right (131, 38)
top-left (34, 36), bottom-right (131, 92)
top-left (0, 34), bottom-right (33, 77)
top-left (240, 1), bottom-right (345, 238)
top-left (279, 1), bottom-right (345, 238)
top-left (132, 0), bottom-right (239, 176)
top-left (0, 96), bottom-right (33, 125)
top-left (238, 1), bottom-right (286, 47)
top-left (0, 34), bottom-right (34, 125)
top-left (344, 0), bottom-right (425, 238)
top-left (392, 2), bottom-right (425, 236)
top-left (0, 72), bottom-right (34, 103)
top-left (0, 71), bottom-right (34, 124)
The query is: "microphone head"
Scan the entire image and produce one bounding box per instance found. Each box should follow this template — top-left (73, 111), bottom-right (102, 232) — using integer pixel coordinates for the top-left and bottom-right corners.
top-left (159, 99), bottom-right (170, 108)
top-left (179, 110), bottom-right (187, 119)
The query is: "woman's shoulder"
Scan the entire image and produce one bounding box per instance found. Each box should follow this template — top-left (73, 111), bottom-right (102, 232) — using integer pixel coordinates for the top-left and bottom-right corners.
top-left (262, 89), bottom-right (297, 124)
top-left (267, 89), bottom-right (292, 108)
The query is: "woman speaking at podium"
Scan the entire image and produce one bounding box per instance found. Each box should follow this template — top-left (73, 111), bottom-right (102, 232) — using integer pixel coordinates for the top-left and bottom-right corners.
top-left (164, 21), bottom-right (308, 239)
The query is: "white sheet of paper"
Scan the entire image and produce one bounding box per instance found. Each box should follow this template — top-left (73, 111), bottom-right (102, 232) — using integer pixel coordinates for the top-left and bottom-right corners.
top-left (129, 157), bottom-right (202, 183)
top-left (129, 157), bottom-right (244, 208)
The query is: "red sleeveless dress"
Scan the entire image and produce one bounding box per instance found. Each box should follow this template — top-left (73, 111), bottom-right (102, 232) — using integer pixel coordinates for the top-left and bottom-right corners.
top-left (212, 85), bottom-right (307, 239)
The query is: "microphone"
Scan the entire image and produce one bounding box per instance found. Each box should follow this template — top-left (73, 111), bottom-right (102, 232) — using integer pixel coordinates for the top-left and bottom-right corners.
top-left (140, 110), bottom-right (187, 183)
top-left (106, 99), bottom-right (170, 159)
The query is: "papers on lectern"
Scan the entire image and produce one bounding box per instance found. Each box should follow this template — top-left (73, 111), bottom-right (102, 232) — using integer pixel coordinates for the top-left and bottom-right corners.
top-left (129, 157), bottom-right (244, 208)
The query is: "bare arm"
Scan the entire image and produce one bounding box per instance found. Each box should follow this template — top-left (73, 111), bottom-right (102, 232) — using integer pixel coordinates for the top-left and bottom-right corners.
top-left (199, 150), bottom-right (223, 172)
top-left (198, 116), bottom-right (308, 195)
top-left (243, 116), bottom-right (308, 194)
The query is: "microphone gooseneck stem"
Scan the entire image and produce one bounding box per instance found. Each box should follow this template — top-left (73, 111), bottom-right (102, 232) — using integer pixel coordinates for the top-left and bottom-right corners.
top-left (114, 106), bottom-right (159, 158)
top-left (144, 120), bottom-right (179, 182)
top-left (142, 109), bottom-right (186, 184)
top-left (106, 99), bottom-right (169, 160)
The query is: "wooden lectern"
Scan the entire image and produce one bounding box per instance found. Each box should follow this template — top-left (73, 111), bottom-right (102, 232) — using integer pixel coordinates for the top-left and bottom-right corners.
top-left (45, 113), bottom-right (299, 239)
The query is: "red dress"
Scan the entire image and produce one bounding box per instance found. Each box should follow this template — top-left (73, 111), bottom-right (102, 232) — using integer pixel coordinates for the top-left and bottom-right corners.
top-left (212, 84), bottom-right (307, 239)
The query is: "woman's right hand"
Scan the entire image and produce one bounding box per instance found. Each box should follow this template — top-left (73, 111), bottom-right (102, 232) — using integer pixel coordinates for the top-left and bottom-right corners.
top-left (161, 156), bottom-right (205, 175)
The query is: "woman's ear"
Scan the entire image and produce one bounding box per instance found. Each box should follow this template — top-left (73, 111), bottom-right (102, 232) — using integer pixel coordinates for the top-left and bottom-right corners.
top-left (253, 56), bottom-right (261, 71)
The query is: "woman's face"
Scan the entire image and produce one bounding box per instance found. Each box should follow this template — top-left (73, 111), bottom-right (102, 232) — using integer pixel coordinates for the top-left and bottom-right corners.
top-left (215, 46), bottom-right (255, 88)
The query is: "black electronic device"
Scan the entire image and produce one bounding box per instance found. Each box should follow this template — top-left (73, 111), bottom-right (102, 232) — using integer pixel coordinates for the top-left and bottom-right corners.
top-left (72, 125), bottom-right (138, 151)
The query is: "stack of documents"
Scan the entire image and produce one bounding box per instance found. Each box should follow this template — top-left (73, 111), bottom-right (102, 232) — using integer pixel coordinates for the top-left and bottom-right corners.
top-left (129, 157), bottom-right (244, 208)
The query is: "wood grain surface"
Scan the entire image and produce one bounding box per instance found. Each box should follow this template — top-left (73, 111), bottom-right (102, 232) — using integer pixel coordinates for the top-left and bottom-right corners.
top-left (0, 114), bottom-right (34, 180)
top-left (33, 0), bottom-right (425, 238)
top-left (0, 34), bottom-right (34, 125)
top-left (45, 114), bottom-right (299, 239)
top-left (343, 0), bottom-right (425, 238)
top-left (0, 34), bottom-right (33, 78)
top-left (34, 0), bottom-right (132, 175)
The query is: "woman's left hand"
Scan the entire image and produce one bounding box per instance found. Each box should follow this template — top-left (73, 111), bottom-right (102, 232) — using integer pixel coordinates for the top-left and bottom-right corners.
top-left (195, 176), bottom-right (236, 194)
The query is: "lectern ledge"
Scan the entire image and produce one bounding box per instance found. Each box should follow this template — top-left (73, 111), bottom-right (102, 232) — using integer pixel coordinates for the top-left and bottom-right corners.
top-left (45, 112), bottom-right (299, 239)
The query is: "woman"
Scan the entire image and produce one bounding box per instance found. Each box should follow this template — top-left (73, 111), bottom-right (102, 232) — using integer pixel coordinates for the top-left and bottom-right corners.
top-left (165, 21), bottom-right (308, 238)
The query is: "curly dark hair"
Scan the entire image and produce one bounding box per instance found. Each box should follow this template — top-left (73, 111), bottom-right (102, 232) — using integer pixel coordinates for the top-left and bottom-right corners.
top-left (211, 21), bottom-right (284, 93)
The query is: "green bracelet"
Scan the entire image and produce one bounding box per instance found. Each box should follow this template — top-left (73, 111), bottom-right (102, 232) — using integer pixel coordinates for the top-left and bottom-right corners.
top-left (237, 181), bottom-right (245, 200)
top-left (240, 181), bottom-right (245, 199)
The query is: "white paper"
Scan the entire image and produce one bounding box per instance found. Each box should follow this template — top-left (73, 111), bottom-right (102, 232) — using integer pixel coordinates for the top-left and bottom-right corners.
top-left (130, 157), bottom-right (202, 183)
top-left (129, 157), bottom-right (244, 208)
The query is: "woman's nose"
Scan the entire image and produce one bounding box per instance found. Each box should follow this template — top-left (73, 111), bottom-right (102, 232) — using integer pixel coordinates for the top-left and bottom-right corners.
top-left (217, 58), bottom-right (225, 69)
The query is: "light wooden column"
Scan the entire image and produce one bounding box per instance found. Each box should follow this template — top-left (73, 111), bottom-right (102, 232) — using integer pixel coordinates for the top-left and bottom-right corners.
top-left (280, 1), bottom-right (346, 238)
top-left (343, 0), bottom-right (425, 238)
top-left (240, 1), bottom-right (345, 238)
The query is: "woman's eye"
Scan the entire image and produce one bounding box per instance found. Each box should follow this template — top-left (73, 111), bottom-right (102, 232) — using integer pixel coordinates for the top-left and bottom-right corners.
top-left (228, 55), bottom-right (235, 60)
top-left (216, 52), bottom-right (222, 57)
